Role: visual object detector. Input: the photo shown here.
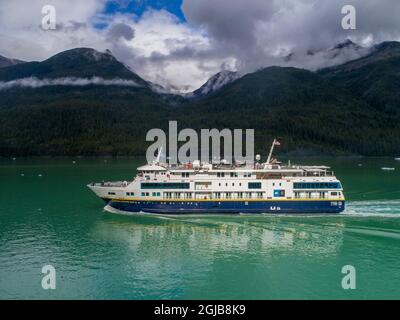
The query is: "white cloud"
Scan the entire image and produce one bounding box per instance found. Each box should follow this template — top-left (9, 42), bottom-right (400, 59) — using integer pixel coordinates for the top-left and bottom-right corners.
top-left (0, 2), bottom-right (232, 92)
top-left (183, 0), bottom-right (400, 73)
top-left (0, 0), bottom-right (104, 28)
top-left (114, 10), bottom-right (234, 92)
top-left (2, 0), bottom-right (400, 92)
top-left (0, 0), bottom-right (107, 61)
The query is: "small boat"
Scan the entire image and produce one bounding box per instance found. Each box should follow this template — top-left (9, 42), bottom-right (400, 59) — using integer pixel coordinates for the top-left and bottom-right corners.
top-left (381, 167), bottom-right (395, 171)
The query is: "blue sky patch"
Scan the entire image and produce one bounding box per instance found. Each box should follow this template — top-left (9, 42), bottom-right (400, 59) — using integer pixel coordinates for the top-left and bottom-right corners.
top-left (104, 0), bottom-right (185, 21)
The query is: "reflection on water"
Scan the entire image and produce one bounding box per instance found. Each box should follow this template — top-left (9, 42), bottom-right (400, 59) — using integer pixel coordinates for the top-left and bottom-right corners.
top-left (87, 209), bottom-right (400, 299)
top-left (94, 212), bottom-right (345, 257)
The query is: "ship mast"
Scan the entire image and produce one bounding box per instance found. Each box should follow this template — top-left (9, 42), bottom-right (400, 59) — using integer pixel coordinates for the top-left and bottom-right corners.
top-left (154, 146), bottom-right (163, 164)
top-left (266, 139), bottom-right (276, 164)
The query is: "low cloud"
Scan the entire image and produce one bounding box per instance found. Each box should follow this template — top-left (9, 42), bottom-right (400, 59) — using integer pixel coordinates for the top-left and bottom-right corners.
top-left (0, 77), bottom-right (141, 90)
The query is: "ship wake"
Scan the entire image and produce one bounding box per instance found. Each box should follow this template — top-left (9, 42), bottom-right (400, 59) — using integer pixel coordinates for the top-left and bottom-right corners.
top-left (343, 200), bottom-right (400, 217)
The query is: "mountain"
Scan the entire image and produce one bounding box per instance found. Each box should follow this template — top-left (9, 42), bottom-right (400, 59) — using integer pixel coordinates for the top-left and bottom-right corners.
top-left (178, 66), bottom-right (400, 156)
top-left (1, 43), bottom-right (400, 156)
top-left (306, 39), bottom-right (362, 57)
top-left (332, 39), bottom-right (361, 50)
top-left (319, 41), bottom-right (400, 113)
top-left (320, 41), bottom-right (400, 74)
top-left (0, 48), bottom-right (149, 86)
top-left (0, 48), bottom-right (174, 156)
top-left (194, 40), bottom-right (367, 98)
top-left (284, 39), bottom-right (369, 67)
top-left (0, 54), bottom-right (25, 68)
top-left (0, 85), bottom-right (172, 156)
top-left (326, 39), bottom-right (364, 59)
top-left (191, 70), bottom-right (239, 98)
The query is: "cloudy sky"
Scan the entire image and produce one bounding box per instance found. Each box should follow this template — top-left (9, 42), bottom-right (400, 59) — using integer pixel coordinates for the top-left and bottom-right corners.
top-left (1, 0), bottom-right (400, 92)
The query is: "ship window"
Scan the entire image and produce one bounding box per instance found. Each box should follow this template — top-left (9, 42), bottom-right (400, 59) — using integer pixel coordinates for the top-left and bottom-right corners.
top-left (217, 172), bottom-right (225, 178)
top-left (244, 172), bottom-right (251, 178)
top-left (248, 182), bottom-right (261, 189)
top-left (108, 192), bottom-right (116, 195)
top-left (274, 190), bottom-right (285, 197)
top-left (141, 182), bottom-right (190, 189)
top-left (141, 192), bottom-right (145, 196)
top-left (293, 182), bottom-right (341, 189)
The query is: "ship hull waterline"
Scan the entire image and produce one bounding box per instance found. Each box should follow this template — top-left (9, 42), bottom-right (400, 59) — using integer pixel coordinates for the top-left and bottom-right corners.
top-left (102, 198), bottom-right (345, 215)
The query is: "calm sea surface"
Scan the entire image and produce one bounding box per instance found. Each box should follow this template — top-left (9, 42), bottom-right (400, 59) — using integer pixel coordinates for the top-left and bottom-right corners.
top-left (1, 157), bottom-right (400, 299)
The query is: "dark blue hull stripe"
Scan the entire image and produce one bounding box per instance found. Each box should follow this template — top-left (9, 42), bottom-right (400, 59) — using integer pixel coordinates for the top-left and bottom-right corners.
top-left (105, 199), bottom-right (345, 214)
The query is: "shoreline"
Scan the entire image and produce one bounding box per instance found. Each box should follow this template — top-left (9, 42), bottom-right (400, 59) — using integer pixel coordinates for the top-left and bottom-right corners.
top-left (1, 155), bottom-right (397, 160)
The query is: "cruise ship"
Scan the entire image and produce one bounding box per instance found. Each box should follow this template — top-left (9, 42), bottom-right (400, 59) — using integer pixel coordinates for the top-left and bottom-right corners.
top-left (88, 140), bottom-right (345, 214)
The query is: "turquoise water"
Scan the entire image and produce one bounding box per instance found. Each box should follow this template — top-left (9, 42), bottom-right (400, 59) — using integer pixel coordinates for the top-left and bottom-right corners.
top-left (1, 157), bottom-right (400, 299)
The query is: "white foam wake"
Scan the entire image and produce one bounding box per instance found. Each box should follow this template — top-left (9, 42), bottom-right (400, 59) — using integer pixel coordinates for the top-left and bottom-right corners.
top-left (343, 200), bottom-right (400, 217)
top-left (104, 204), bottom-right (140, 216)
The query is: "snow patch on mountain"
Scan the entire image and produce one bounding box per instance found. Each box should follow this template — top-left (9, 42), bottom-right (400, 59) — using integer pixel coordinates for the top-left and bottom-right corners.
top-left (192, 70), bottom-right (239, 97)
